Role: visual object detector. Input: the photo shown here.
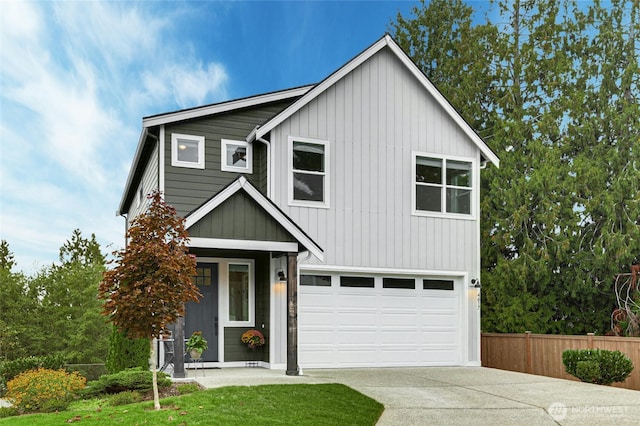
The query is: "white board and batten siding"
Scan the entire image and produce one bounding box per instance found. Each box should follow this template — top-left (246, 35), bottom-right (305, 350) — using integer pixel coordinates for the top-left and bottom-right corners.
top-left (268, 46), bottom-right (483, 366)
top-left (270, 47), bottom-right (480, 275)
top-left (127, 143), bottom-right (159, 219)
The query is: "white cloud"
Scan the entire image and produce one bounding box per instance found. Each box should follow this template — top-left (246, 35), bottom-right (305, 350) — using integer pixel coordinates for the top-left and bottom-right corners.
top-left (0, 1), bottom-right (230, 273)
top-left (143, 62), bottom-right (229, 109)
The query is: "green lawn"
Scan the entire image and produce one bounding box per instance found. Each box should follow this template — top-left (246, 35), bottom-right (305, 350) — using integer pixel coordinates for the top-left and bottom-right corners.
top-left (1, 383), bottom-right (384, 425)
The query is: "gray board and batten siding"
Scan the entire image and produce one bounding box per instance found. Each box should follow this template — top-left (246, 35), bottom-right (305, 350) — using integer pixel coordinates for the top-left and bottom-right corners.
top-left (127, 142), bottom-right (159, 218)
top-left (188, 190), bottom-right (297, 243)
top-left (164, 100), bottom-right (294, 218)
top-left (271, 46), bottom-right (481, 274)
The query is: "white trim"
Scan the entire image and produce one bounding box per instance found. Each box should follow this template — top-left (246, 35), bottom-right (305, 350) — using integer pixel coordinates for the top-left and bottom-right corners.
top-left (288, 136), bottom-right (330, 209)
top-left (189, 237), bottom-right (298, 252)
top-left (159, 125), bottom-right (165, 194)
top-left (411, 151), bottom-right (477, 220)
top-left (221, 139), bottom-right (252, 173)
top-left (143, 86), bottom-right (313, 127)
top-left (184, 176), bottom-right (324, 261)
top-left (254, 34), bottom-right (499, 168)
top-left (171, 133), bottom-right (205, 169)
top-left (300, 264), bottom-right (467, 278)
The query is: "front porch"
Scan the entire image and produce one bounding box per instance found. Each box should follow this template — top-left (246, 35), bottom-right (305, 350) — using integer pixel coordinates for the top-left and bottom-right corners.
top-left (165, 177), bottom-right (323, 378)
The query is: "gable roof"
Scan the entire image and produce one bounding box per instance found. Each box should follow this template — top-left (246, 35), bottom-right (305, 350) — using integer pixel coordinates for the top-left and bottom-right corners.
top-left (251, 34), bottom-right (499, 167)
top-left (142, 85), bottom-right (313, 127)
top-left (184, 176), bottom-right (323, 261)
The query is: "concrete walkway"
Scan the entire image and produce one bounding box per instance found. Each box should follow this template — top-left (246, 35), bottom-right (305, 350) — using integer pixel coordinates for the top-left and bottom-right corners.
top-left (192, 367), bottom-right (640, 425)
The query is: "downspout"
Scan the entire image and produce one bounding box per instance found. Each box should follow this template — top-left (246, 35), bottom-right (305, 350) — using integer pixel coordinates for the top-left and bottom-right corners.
top-left (118, 213), bottom-right (128, 246)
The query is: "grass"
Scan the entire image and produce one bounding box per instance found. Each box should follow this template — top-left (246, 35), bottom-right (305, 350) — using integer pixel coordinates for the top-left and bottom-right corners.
top-left (0, 383), bottom-right (384, 425)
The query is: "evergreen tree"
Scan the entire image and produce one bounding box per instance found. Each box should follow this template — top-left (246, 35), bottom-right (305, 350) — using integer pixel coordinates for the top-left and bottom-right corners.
top-left (105, 326), bottom-right (150, 374)
top-left (392, 0), bottom-right (639, 334)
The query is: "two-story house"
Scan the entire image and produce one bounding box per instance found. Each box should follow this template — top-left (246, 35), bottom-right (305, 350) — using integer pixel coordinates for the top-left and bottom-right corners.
top-left (118, 34), bottom-right (499, 377)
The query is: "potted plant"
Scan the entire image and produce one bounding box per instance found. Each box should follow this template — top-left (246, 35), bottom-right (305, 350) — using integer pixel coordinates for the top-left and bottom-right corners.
top-left (241, 329), bottom-right (265, 350)
top-left (186, 331), bottom-right (208, 359)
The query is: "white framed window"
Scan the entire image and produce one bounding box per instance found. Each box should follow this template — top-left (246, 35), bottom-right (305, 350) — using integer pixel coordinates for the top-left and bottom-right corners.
top-left (221, 139), bottom-right (252, 173)
top-left (288, 136), bottom-right (329, 208)
top-left (412, 152), bottom-right (474, 217)
top-left (171, 133), bottom-right (205, 169)
top-left (226, 261), bottom-right (254, 326)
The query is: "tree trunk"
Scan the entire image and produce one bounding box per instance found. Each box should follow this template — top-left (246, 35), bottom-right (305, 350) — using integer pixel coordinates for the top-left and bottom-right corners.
top-left (150, 338), bottom-right (160, 410)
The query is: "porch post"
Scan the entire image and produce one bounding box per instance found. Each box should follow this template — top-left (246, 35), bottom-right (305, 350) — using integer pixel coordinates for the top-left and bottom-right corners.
top-left (286, 252), bottom-right (299, 375)
top-left (173, 315), bottom-right (185, 378)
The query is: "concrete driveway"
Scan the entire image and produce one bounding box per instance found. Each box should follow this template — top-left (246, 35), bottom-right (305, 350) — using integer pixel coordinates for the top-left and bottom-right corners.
top-left (194, 367), bottom-right (640, 425)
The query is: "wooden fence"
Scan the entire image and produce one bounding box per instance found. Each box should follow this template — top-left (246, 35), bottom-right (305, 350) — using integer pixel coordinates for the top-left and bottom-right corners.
top-left (481, 332), bottom-right (640, 391)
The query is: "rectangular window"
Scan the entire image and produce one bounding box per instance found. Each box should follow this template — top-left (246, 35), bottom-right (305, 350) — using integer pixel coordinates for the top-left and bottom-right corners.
top-left (289, 136), bottom-right (329, 207)
top-left (300, 275), bottom-right (332, 286)
top-left (340, 276), bottom-right (374, 288)
top-left (423, 279), bottom-right (454, 291)
top-left (172, 133), bottom-right (205, 169)
top-left (383, 278), bottom-right (415, 289)
top-left (221, 139), bottom-right (252, 173)
top-left (228, 263), bottom-right (250, 322)
top-left (414, 153), bottom-right (473, 216)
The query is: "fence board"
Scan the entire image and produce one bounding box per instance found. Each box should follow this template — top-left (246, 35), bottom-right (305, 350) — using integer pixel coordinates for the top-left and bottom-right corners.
top-left (482, 332), bottom-right (640, 391)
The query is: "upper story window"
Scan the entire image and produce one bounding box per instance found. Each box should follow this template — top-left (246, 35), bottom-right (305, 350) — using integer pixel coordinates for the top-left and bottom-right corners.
top-left (288, 136), bottom-right (329, 208)
top-left (221, 139), bottom-right (252, 173)
top-left (413, 153), bottom-right (474, 217)
top-left (171, 133), bottom-right (205, 169)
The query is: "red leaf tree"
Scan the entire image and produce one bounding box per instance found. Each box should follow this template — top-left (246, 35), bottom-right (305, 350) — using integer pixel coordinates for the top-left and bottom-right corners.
top-left (99, 191), bottom-right (200, 409)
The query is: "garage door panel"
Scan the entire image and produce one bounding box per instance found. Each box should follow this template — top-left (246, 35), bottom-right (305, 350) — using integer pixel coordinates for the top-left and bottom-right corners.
top-left (381, 312), bottom-right (421, 326)
top-left (299, 329), bottom-right (335, 345)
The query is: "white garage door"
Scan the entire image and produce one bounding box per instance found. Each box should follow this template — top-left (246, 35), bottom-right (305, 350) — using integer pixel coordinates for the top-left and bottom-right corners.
top-left (298, 274), bottom-right (461, 368)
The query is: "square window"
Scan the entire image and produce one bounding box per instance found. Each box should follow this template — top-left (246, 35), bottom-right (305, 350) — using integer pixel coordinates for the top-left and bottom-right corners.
top-left (171, 133), bottom-right (205, 169)
top-left (221, 139), bottom-right (252, 173)
top-left (413, 153), bottom-right (473, 217)
top-left (289, 137), bottom-right (329, 207)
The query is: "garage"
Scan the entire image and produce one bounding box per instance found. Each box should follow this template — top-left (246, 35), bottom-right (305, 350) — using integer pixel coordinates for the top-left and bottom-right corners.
top-left (298, 273), bottom-right (463, 368)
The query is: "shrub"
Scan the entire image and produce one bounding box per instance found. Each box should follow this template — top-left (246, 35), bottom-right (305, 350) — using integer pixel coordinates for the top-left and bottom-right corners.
top-left (0, 406), bottom-right (18, 418)
top-left (0, 354), bottom-right (67, 383)
top-left (83, 367), bottom-right (171, 397)
top-left (562, 349), bottom-right (634, 385)
top-left (177, 382), bottom-right (201, 395)
top-left (108, 390), bottom-right (142, 406)
top-left (6, 368), bottom-right (86, 413)
top-left (0, 354), bottom-right (67, 397)
top-left (105, 327), bottom-right (150, 374)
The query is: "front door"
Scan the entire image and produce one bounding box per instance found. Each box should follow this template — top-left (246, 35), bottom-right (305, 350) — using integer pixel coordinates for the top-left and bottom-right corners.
top-left (185, 263), bottom-right (218, 362)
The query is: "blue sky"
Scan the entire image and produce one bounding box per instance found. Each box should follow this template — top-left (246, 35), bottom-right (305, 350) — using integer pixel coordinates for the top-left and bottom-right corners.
top-left (2, 0), bottom-right (434, 273)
